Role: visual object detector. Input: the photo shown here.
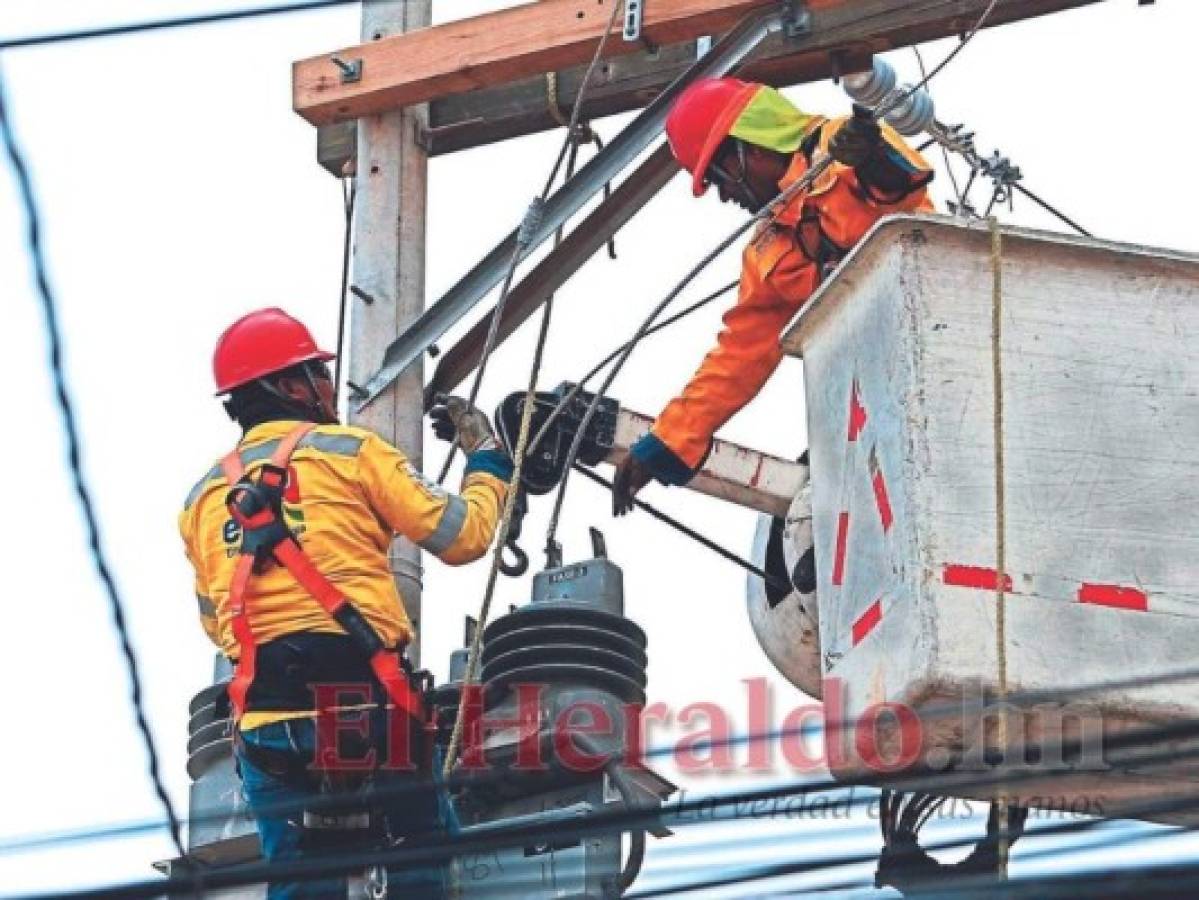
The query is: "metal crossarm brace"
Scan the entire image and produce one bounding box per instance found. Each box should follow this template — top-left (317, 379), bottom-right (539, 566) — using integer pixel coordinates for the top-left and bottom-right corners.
top-left (354, 4), bottom-right (794, 411)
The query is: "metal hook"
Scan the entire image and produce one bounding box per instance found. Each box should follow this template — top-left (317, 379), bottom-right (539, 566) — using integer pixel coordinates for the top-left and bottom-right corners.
top-left (499, 538), bottom-right (529, 577)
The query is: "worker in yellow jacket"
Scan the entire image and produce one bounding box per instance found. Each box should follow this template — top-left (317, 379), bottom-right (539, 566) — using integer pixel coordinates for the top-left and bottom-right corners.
top-left (179, 307), bottom-right (509, 899)
top-left (613, 78), bottom-right (934, 513)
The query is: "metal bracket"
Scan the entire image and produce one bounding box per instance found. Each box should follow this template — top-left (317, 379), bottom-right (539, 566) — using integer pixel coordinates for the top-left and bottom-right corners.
top-left (354, 9), bottom-right (783, 411)
top-left (781, 0), bottom-right (811, 39)
top-left (330, 55), bottom-right (362, 84)
top-left (623, 0), bottom-right (644, 42)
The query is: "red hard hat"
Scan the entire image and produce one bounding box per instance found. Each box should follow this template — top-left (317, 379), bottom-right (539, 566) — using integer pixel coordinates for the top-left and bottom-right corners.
top-left (212, 307), bottom-right (335, 394)
top-left (665, 77), bottom-right (761, 198)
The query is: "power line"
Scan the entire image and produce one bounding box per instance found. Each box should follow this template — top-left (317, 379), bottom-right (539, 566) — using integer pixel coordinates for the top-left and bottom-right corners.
top-left (26, 704), bottom-right (1199, 899)
top-left (0, 0), bottom-right (357, 51)
top-left (0, 69), bottom-right (185, 858)
top-left (9, 658), bottom-right (1199, 860)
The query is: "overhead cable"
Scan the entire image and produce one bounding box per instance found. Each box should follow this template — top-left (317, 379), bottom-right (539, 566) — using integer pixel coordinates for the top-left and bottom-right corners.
top-left (439, 0), bottom-right (626, 780)
top-left (571, 462), bottom-right (791, 593)
top-left (31, 699), bottom-right (1199, 899)
top-left (11, 657), bottom-right (1199, 862)
top-left (540, 0), bottom-right (1005, 558)
top-left (0, 68), bottom-right (186, 859)
top-left (0, 0), bottom-right (357, 51)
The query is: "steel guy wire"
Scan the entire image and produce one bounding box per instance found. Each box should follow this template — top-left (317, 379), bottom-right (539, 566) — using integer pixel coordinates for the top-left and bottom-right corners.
top-left (12, 655), bottom-right (1199, 861)
top-left (441, 4), bottom-right (626, 774)
top-left (912, 45), bottom-right (966, 209)
top-left (570, 462), bottom-right (792, 593)
top-left (333, 174), bottom-right (356, 412)
top-left (29, 719), bottom-right (1199, 900)
top-left (0, 66), bottom-right (187, 861)
top-left (435, 0), bottom-right (624, 484)
top-left (626, 779), bottom-right (1199, 900)
top-left (528, 278), bottom-right (739, 451)
top-left (0, 0), bottom-right (358, 51)
top-left (541, 0), bottom-right (1004, 556)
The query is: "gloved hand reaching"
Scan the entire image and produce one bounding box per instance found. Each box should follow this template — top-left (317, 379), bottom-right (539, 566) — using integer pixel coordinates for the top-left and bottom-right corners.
top-left (612, 454), bottom-right (655, 517)
top-left (430, 394), bottom-right (500, 455)
top-left (828, 103), bottom-right (882, 168)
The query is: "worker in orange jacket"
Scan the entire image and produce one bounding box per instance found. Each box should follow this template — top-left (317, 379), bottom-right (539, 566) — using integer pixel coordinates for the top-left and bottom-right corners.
top-left (613, 78), bottom-right (934, 513)
top-left (180, 308), bottom-right (509, 898)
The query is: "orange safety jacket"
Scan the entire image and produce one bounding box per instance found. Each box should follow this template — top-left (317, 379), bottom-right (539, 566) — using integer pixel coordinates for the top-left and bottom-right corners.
top-left (633, 117), bottom-right (934, 483)
top-left (179, 419), bottom-right (510, 729)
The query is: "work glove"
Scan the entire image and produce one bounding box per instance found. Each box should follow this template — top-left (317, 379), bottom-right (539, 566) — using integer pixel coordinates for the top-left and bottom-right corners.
top-left (430, 394), bottom-right (499, 455)
top-left (828, 104), bottom-right (882, 169)
top-left (612, 454), bottom-right (654, 517)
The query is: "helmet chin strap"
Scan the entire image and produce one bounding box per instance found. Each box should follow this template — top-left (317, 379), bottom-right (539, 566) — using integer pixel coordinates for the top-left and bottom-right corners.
top-left (732, 140), bottom-right (771, 212)
top-left (257, 363), bottom-right (339, 425)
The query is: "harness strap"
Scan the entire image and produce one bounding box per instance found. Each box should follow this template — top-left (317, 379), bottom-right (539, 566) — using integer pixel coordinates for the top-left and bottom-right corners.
top-left (221, 424), bottom-right (422, 724)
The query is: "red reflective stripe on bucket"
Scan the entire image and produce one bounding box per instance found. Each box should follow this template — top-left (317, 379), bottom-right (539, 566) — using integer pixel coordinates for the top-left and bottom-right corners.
top-left (869, 447), bottom-right (893, 533)
top-left (848, 380), bottom-right (868, 442)
top-left (943, 564), bottom-right (1013, 592)
top-left (853, 599), bottom-right (883, 645)
top-left (832, 511), bottom-right (850, 586)
top-left (1079, 583), bottom-right (1148, 612)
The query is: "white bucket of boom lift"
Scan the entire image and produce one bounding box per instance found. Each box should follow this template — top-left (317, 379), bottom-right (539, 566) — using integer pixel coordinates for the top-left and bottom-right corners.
top-left (778, 214), bottom-right (1199, 824)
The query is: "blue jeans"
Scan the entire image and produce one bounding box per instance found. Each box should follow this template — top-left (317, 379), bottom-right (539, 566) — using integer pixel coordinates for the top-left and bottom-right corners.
top-left (237, 716), bottom-right (447, 899)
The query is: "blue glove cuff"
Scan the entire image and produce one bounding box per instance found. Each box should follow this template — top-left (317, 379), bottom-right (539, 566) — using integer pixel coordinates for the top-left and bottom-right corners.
top-left (630, 433), bottom-right (697, 487)
top-left (464, 448), bottom-right (514, 481)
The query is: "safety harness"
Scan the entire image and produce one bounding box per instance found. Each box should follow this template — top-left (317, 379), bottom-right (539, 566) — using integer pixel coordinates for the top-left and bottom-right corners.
top-left (221, 422), bottom-right (424, 726)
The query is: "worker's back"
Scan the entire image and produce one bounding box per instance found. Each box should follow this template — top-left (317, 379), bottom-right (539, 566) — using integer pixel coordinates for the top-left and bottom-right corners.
top-left (180, 419), bottom-right (422, 659)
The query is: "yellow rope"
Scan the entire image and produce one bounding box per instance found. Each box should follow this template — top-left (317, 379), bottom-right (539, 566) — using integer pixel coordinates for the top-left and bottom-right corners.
top-left (441, 338), bottom-right (548, 778)
top-left (989, 215), bottom-right (1010, 878)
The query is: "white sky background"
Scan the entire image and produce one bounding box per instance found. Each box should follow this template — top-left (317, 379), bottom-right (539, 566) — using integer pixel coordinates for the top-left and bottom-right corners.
top-left (0, 0), bottom-right (1194, 895)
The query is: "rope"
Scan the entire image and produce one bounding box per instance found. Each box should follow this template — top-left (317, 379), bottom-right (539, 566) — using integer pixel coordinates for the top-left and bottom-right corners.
top-left (440, 4), bottom-right (624, 769)
top-left (435, 0), bottom-right (624, 484)
top-left (441, 296), bottom-right (556, 777)
top-left (989, 215), bottom-right (1010, 878)
top-left (540, 0), bottom-right (1005, 557)
top-left (530, 279), bottom-right (738, 451)
top-left (541, 156), bottom-right (836, 555)
top-left (0, 67), bottom-right (189, 862)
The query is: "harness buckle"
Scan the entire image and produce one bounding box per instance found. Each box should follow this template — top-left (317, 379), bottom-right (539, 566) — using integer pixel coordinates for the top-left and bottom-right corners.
top-left (226, 463), bottom-right (294, 568)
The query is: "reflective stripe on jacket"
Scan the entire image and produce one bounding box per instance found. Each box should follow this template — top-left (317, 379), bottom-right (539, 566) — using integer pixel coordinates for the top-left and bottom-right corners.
top-left (641, 117), bottom-right (933, 477)
top-left (179, 420), bottom-right (509, 659)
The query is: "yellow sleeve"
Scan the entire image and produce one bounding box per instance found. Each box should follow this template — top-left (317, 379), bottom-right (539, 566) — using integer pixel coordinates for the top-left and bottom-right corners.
top-left (358, 433), bottom-right (509, 566)
top-left (178, 507), bottom-right (221, 648)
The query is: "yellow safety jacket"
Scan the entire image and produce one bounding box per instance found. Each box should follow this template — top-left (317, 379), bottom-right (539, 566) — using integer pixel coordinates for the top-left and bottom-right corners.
top-left (634, 117), bottom-right (934, 481)
top-left (179, 420), bottom-right (508, 729)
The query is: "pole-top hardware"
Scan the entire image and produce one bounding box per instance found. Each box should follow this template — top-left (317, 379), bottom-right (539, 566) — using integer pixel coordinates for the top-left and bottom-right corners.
top-left (781, 0), bottom-right (811, 39)
top-left (350, 284), bottom-right (376, 305)
top-left (623, 0), bottom-right (644, 42)
top-left (330, 55), bottom-right (362, 84)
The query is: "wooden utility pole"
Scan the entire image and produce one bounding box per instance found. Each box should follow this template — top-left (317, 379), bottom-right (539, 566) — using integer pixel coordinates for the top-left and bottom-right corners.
top-left (348, 0), bottom-right (432, 667)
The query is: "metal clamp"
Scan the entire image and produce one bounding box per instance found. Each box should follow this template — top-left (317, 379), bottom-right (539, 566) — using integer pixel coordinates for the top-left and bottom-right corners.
top-left (781, 0), bottom-right (811, 39)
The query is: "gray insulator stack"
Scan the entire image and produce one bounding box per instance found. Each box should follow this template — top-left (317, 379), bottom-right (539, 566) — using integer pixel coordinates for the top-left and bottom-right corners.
top-left (480, 551), bottom-right (648, 762)
top-left (842, 57), bottom-right (936, 136)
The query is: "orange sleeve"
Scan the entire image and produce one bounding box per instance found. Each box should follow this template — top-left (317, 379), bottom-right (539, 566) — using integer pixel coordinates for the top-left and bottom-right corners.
top-left (649, 228), bottom-right (820, 471)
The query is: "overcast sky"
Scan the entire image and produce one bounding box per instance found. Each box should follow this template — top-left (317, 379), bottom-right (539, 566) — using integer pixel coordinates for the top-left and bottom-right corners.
top-left (0, 1), bottom-right (1195, 896)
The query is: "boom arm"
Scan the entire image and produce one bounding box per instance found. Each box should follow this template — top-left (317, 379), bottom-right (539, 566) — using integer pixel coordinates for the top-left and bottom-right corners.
top-left (495, 384), bottom-right (807, 517)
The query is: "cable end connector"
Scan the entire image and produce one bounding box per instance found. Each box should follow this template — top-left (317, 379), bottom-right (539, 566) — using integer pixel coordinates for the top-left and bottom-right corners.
top-left (517, 196), bottom-right (547, 247)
